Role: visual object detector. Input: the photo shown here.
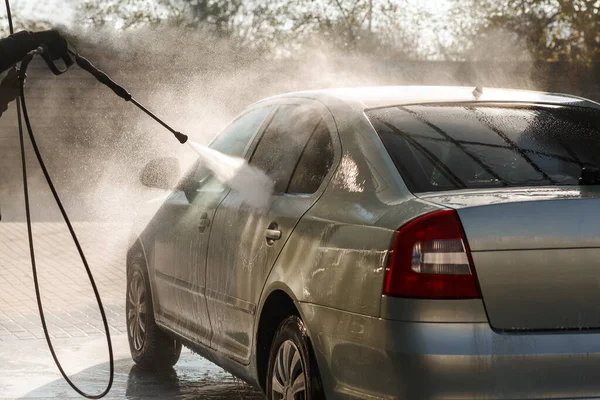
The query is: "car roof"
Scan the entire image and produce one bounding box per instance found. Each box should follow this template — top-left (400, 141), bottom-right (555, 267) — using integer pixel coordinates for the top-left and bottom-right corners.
top-left (257, 86), bottom-right (600, 110)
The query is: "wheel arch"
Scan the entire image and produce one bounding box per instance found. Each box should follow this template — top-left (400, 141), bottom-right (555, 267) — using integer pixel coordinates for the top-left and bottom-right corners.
top-left (126, 237), bottom-right (159, 312)
top-left (126, 238), bottom-right (148, 272)
top-left (254, 283), bottom-right (309, 392)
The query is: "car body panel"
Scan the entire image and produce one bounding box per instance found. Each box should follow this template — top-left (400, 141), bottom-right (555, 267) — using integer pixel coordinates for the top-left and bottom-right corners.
top-left (206, 193), bottom-right (321, 363)
top-left (269, 211), bottom-right (394, 317)
top-left (472, 249), bottom-right (600, 331)
top-left (300, 302), bottom-right (600, 400)
top-left (149, 182), bottom-right (227, 344)
top-left (256, 85), bottom-right (600, 113)
top-left (420, 188), bottom-right (600, 331)
top-left (431, 189), bottom-right (600, 251)
top-left (418, 186), bottom-right (600, 209)
top-left (379, 296), bottom-right (488, 323)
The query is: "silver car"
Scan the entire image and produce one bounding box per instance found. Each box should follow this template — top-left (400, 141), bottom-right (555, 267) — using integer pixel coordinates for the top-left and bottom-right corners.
top-left (127, 86), bottom-right (600, 399)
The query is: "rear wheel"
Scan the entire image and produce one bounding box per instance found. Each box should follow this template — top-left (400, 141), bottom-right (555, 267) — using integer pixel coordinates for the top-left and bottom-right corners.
top-left (267, 316), bottom-right (324, 400)
top-left (127, 255), bottom-right (181, 370)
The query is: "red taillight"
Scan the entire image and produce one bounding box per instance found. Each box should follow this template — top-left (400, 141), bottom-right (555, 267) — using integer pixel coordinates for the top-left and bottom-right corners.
top-left (383, 209), bottom-right (480, 299)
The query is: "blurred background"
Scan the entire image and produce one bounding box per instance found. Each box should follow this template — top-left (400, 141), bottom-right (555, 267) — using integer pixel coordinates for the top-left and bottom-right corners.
top-left (1, 0), bottom-right (599, 222)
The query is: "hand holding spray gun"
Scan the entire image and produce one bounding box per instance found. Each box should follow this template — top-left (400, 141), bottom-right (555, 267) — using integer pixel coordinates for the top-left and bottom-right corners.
top-left (0, 29), bottom-right (69, 73)
top-left (0, 29), bottom-right (69, 115)
top-left (0, 67), bottom-right (19, 116)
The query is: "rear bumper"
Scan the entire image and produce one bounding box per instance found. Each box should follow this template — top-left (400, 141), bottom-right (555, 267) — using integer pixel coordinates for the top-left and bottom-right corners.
top-left (299, 302), bottom-right (600, 400)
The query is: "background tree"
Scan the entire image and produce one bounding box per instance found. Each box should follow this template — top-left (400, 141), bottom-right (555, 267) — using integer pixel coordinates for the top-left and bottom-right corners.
top-left (451, 0), bottom-right (600, 63)
top-left (77, 0), bottom-right (427, 57)
top-left (0, 4), bottom-right (52, 36)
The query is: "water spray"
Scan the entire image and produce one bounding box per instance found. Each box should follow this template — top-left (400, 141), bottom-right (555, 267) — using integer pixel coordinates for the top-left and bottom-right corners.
top-left (187, 141), bottom-right (274, 209)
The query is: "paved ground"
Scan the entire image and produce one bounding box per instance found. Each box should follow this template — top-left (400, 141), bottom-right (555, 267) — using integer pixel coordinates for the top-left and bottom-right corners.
top-left (0, 222), bottom-right (262, 399)
top-left (0, 222), bottom-right (130, 341)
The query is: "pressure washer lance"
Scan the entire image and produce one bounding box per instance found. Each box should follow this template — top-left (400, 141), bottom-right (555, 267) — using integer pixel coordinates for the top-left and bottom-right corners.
top-left (67, 49), bottom-right (188, 144)
top-left (75, 53), bottom-right (187, 143)
top-left (21, 44), bottom-right (188, 144)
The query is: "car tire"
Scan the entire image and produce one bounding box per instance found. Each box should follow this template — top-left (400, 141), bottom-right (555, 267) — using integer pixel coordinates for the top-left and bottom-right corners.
top-left (266, 315), bottom-right (325, 400)
top-left (126, 254), bottom-right (182, 370)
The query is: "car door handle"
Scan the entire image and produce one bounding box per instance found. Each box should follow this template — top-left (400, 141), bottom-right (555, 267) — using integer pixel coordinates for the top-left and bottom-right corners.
top-left (198, 213), bottom-right (211, 233)
top-left (264, 228), bottom-right (281, 241)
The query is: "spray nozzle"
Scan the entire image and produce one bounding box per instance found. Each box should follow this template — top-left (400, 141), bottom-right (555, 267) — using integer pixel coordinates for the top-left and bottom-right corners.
top-left (174, 131), bottom-right (188, 144)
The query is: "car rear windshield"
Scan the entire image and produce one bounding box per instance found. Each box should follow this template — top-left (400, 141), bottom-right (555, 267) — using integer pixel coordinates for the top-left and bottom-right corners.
top-left (367, 104), bottom-right (600, 193)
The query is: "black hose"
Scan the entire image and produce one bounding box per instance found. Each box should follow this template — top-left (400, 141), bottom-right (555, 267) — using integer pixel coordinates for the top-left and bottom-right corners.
top-left (5, 1), bottom-right (114, 398)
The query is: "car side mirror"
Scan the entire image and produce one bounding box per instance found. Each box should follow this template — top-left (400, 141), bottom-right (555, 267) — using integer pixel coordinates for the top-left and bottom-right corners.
top-left (140, 157), bottom-right (181, 190)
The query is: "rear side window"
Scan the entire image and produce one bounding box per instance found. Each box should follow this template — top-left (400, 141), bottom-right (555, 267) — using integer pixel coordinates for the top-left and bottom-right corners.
top-left (367, 105), bottom-right (600, 193)
top-left (287, 120), bottom-right (334, 194)
top-left (250, 106), bottom-right (322, 193)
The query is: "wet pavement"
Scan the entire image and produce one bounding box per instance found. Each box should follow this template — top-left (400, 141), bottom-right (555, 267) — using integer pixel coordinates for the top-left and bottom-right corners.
top-left (0, 222), bottom-right (263, 399)
top-left (1, 334), bottom-right (262, 399)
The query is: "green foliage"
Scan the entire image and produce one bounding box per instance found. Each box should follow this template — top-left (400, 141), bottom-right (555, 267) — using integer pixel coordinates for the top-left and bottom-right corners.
top-left (76, 0), bottom-right (428, 57)
top-left (78, 0), bottom-right (173, 29)
top-left (453, 0), bottom-right (600, 63)
top-left (0, 10), bottom-right (52, 36)
top-left (289, 0), bottom-right (427, 56)
top-left (4, 0), bottom-right (598, 63)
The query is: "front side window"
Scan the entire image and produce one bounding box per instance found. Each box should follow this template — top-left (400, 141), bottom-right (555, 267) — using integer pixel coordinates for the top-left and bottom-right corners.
top-left (367, 104), bottom-right (600, 193)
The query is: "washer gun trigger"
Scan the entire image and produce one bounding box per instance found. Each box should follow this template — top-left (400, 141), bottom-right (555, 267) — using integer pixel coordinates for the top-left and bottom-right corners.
top-left (17, 44), bottom-right (75, 82)
top-left (40, 44), bottom-right (75, 75)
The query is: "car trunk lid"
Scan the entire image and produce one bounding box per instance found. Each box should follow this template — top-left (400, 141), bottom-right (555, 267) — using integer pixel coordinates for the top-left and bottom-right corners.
top-left (420, 187), bottom-right (600, 331)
